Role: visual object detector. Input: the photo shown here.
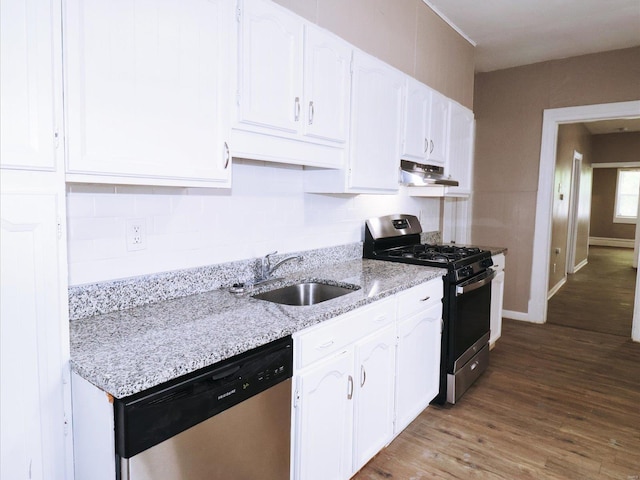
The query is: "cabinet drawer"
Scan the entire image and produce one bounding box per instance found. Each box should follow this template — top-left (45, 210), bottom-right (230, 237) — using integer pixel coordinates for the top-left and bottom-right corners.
top-left (294, 296), bottom-right (395, 370)
top-left (396, 279), bottom-right (442, 319)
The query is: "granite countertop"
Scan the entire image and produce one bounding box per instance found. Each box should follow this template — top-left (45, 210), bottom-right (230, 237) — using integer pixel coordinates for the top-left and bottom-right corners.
top-left (70, 259), bottom-right (445, 399)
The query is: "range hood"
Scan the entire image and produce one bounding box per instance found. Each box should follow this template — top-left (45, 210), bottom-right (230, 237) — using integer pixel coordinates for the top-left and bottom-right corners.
top-left (399, 160), bottom-right (459, 187)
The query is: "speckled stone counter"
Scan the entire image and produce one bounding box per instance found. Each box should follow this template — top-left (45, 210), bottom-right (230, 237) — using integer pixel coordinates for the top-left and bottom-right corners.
top-left (70, 258), bottom-right (445, 399)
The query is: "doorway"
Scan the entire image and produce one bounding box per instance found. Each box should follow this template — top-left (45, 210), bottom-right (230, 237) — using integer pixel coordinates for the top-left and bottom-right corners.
top-left (530, 100), bottom-right (640, 342)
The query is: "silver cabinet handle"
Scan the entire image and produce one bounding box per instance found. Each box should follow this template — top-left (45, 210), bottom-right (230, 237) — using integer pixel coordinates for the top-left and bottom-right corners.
top-left (294, 97), bottom-right (300, 121)
top-left (223, 142), bottom-right (230, 169)
top-left (347, 375), bottom-right (354, 400)
top-left (424, 138), bottom-right (428, 154)
top-left (429, 139), bottom-right (434, 154)
top-left (360, 365), bottom-right (366, 387)
top-left (308, 101), bottom-right (314, 125)
top-left (420, 296), bottom-right (431, 302)
top-left (318, 340), bottom-right (334, 349)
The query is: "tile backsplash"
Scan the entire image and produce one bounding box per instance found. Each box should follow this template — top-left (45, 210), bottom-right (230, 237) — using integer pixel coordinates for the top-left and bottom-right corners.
top-left (66, 159), bottom-right (441, 286)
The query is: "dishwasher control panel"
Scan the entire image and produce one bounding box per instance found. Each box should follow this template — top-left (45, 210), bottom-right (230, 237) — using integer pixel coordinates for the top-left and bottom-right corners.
top-left (115, 336), bottom-right (293, 458)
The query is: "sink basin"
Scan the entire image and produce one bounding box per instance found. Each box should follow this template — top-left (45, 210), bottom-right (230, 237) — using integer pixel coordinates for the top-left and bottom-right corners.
top-left (252, 281), bottom-right (359, 306)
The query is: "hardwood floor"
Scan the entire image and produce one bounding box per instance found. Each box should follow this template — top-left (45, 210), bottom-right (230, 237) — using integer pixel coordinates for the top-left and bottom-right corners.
top-left (353, 253), bottom-right (640, 480)
top-left (547, 246), bottom-right (636, 337)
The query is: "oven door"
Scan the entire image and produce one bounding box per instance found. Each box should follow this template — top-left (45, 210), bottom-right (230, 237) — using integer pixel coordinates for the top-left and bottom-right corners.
top-left (447, 268), bottom-right (495, 372)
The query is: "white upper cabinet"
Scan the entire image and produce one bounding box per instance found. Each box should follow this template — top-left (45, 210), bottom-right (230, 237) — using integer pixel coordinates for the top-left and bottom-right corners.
top-left (401, 78), bottom-right (430, 163)
top-left (302, 24), bottom-right (351, 144)
top-left (236, 0), bottom-right (302, 134)
top-left (427, 90), bottom-right (450, 166)
top-left (401, 79), bottom-right (449, 167)
top-left (64, 0), bottom-right (232, 187)
top-left (233, 0), bottom-right (350, 168)
top-left (346, 50), bottom-right (404, 192)
top-left (1, 0), bottom-right (61, 171)
top-left (446, 102), bottom-right (475, 196)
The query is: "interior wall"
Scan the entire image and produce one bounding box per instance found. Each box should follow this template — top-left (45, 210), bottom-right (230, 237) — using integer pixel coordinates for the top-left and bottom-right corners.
top-left (66, 162), bottom-right (442, 285)
top-left (548, 124), bottom-right (592, 291)
top-left (472, 46), bottom-right (640, 314)
top-left (273, 0), bottom-right (475, 109)
top-left (590, 131), bottom-right (640, 240)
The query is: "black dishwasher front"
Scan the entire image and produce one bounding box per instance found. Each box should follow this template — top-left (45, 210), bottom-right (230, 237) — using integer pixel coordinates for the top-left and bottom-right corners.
top-left (115, 335), bottom-right (293, 480)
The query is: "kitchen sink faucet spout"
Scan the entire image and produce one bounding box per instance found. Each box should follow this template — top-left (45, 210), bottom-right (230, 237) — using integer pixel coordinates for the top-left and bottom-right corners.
top-left (260, 251), bottom-right (303, 282)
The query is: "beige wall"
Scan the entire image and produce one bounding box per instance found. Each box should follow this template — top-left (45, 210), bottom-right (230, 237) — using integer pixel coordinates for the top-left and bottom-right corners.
top-left (590, 132), bottom-right (640, 240)
top-left (548, 124), bottom-right (592, 291)
top-left (472, 46), bottom-right (640, 314)
top-left (273, 0), bottom-right (475, 109)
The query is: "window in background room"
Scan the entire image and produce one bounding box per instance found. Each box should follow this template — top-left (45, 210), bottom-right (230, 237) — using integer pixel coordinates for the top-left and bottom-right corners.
top-left (614, 168), bottom-right (640, 223)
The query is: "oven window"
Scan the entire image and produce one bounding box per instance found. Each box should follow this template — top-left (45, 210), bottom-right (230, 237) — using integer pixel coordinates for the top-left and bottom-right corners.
top-left (447, 281), bottom-right (491, 369)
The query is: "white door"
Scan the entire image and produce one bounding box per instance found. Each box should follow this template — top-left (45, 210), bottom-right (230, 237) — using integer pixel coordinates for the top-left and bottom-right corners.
top-left (401, 79), bottom-right (430, 162)
top-left (64, 0), bottom-right (231, 183)
top-left (0, 0), bottom-right (60, 170)
top-left (237, 0), bottom-right (302, 134)
top-left (352, 325), bottom-right (396, 473)
top-left (1, 193), bottom-right (70, 480)
top-left (348, 51), bottom-right (403, 192)
top-left (302, 24), bottom-right (351, 144)
top-left (294, 350), bottom-right (354, 480)
top-left (426, 90), bottom-right (449, 166)
top-left (395, 303), bottom-right (442, 433)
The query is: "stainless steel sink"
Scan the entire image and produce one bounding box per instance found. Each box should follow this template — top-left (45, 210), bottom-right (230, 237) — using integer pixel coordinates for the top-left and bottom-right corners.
top-left (251, 281), bottom-right (359, 306)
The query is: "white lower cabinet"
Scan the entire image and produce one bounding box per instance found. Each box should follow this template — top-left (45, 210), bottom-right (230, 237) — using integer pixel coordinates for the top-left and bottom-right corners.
top-left (490, 253), bottom-right (506, 347)
top-left (293, 350), bottom-right (354, 480)
top-left (353, 325), bottom-right (396, 472)
top-left (395, 303), bottom-right (442, 434)
top-left (292, 279), bottom-right (442, 479)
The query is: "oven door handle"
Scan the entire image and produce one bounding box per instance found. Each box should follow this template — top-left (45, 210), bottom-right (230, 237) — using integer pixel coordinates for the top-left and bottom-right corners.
top-left (455, 269), bottom-right (496, 296)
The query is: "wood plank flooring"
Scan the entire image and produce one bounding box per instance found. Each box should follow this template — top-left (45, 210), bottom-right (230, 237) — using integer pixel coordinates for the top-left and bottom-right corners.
top-left (353, 247), bottom-right (640, 479)
top-left (547, 246), bottom-right (635, 337)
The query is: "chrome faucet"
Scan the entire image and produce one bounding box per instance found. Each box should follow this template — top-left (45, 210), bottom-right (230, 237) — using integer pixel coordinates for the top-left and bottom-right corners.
top-left (260, 251), bottom-right (303, 282)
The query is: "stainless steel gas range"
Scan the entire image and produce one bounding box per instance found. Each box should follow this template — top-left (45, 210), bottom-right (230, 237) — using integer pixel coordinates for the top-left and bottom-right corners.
top-left (364, 214), bottom-right (495, 404)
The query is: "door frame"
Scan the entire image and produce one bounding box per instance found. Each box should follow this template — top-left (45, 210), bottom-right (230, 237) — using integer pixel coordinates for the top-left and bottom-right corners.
top-left (565, 150), bottom-right (583, 275)
top-left (530, 100), bottom-right (640, 342)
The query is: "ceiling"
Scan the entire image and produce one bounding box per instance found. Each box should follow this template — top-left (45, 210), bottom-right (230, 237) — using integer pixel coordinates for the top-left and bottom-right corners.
top-left (424, 0), bottom-right (640, 73)
top-left (582, 118), bottom-right (640, 135)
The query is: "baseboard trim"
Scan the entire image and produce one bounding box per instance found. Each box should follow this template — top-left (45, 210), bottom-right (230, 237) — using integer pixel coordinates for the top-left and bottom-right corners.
top-left (589, 237), bottom-right (634, 248)
top-left (547, 277), bottom-right (567, 300)
top-left (502, 309), bottom-right (541, 323)
top-left (572, 258), bottom-right (588, 273)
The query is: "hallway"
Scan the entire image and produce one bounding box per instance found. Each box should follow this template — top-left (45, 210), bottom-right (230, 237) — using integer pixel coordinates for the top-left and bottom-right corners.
top-left (547, 246), bottom-right (636, 337)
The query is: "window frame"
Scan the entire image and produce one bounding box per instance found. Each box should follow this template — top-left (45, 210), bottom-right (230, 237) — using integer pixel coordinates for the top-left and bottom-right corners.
top-left (613, 167), bottom-right (640, 224)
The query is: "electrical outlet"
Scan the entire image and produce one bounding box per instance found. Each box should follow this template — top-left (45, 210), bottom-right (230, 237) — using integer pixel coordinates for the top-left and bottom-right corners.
top-left (126, 219), bottom-right (147, 251)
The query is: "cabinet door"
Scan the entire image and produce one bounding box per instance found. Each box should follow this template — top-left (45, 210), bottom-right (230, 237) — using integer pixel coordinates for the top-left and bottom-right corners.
top-left (348, 51), bottom-right (403, 192)
top-left (426, 90), bottom-right (449, 166)
top-left (0, 0), bottom-right (60, 170)
top-left (64, 0), bottom-right (231, 184)
top-left (294, 350), bottom-right (354, 480)
top-left (447, 102), bottom-right (475, 195)
top-left (237, 0), bottom-right (302, 135)
top-left (395, 303), bottom-right (442, 434)
top-left (490, 269), bottom-right (505, 347)
top-left (1, 193), bottom-right (69, 480)
top-left (353, 325), bottom-right (396, 473)
top-left (302, 24), bottom-right (351, 144)
top-left (401, 78), bottom-right (430, 162)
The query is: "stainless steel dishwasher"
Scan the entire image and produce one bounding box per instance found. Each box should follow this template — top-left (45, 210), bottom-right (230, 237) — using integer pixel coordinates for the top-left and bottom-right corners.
top-left (114, 336), bottom-right (293, 480)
